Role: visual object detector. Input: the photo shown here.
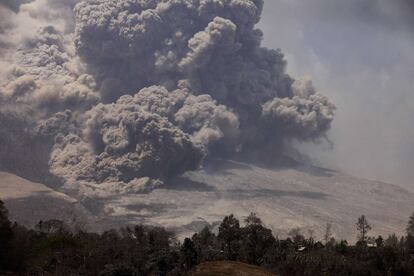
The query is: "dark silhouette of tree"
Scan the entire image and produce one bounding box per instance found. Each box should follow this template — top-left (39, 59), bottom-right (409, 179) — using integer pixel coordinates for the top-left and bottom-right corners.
top-left (35, 219), bottom-right (70, 235)
top-left (192, 226), bottom-right (217, 262)
top-left (407, 212), bottom-right (414, 236)
top-left (406, 234), bottom-right (414, 254)
top-left (245, 212), bottom-right (262, 225)
top-left (0, 211), bottom-right (414, 275)
top-left (356, 215), bottom-right (371, 242)
top-left (180, 238), bottom-right (197, 270)
top-left (406, 212), bottom-right (414, 254)
top-left (0, 200), bottom-right (12, 269)
top-left (288, 227), bottom-right (305, 244)
top-left (218, 214), bottom-right (241, 261)
top-left (385, 234), bottom-right (399, 247)
top-left (240, 213), bottom-right (275, 265)
top-left (375, 235), bottom-right (384, 247)
top-left (324, 222), bottom-right (332, 244)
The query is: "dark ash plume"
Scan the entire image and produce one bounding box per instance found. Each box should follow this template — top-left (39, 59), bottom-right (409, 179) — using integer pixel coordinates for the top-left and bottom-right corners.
top-left (49, 98), bottom-right (204, 192)
top-left (116, 85), bottom-right (240, 152)
top-left (73, 0), bottom-right (334, 152)
top-left (0, 0), bottom-right (335, 195)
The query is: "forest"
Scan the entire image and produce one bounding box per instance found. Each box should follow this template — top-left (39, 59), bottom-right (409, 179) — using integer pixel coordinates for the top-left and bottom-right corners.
top-left (1, 199), bottom-right (413, 275)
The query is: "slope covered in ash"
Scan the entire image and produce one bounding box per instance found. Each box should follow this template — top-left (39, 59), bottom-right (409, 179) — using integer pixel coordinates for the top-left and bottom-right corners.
top-left (2, 160), bottom-right (413, 241)
top-left (0, 172), bottom-right (98, 230)
top-left (74, 159), bottom-right (414, 241)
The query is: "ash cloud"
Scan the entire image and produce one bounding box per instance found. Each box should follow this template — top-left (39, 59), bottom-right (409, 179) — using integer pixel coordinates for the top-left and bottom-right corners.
top-left (262, 79), bottom-right (334, 140)
top-left (49, 99), bottom-right (203, 189)
top-left (0, 0), bottom-right (335, 196)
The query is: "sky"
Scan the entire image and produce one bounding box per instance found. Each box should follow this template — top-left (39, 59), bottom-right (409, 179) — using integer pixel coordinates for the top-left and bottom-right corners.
top-left (259, 0), bottom-right (414, 190)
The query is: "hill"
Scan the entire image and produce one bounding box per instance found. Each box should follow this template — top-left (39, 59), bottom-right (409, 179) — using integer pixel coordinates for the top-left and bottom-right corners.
top-left (0, 172), bottom-right (97, 230)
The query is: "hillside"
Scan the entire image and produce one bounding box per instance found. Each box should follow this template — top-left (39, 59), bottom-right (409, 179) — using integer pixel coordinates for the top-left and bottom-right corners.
top-left (87, 159), bottom-right (414, 241)
top-left (1, 158), bottom-right (414, 241)
top-left (0, 172), bottom-right (97, 230)
top-left (191, 261), bottom-right (275, 276)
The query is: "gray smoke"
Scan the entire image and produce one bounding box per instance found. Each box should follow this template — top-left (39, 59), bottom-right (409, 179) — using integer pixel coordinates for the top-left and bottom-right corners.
top-left (1, 25), bottom-right (99, 113)
top-left (49, 98), bottom-right (203, 185)
top-left (0, 0), bottom-right (335, 195)
top-left (116, 85), bottom-right (240, 152)
top-left (262, 79), bottom-right (334, 140)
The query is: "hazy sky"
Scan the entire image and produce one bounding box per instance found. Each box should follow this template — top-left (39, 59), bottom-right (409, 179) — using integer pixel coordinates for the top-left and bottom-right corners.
top-left (259, 0), bottom-right (414, 190)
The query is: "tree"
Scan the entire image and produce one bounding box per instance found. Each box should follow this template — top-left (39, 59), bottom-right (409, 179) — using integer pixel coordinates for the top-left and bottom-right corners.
top-left (407, 212), bottom-right (414, 236)
top-left (0, 200), bottom-right (11, 234)
top-left (356, 215), bottom-right (371, 242)
top-left (180, 238), bottom-right (197, 270)
top-left (406, 234), bottom-right (414, 253)
top-left (307, 229), bottom-right (315, 241)
top-left (403, 211), bottom-right (414, 253)
top-left (375, 236), bottom-right (384, 247)
top-left (385, 234), bottom-right (399, 247)
top-left (240, 213), bottom-right (275, 265)
top-left (288, 228), bottom-right (304, 244)
top-left (218, 214), bottom-right (241, 260)
top-left (324, 223), bottom-right (332, 245)
top-left (0, 200), bottom-right (12, 268)
top-left (192, 226), bottom-right (216, 262)
top-left (245, 212), bottom-right (262, 226)
top-left (35, 219), bottom-right (70, 235)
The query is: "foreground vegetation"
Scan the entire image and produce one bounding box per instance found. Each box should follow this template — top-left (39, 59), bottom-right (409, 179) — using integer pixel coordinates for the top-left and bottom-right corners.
top-left (1, 199), bottom-right (413, 275)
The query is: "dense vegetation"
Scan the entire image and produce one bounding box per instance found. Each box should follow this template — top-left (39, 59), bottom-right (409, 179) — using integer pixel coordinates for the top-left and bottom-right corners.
top-left (0, 199), bottom-right (413, 275)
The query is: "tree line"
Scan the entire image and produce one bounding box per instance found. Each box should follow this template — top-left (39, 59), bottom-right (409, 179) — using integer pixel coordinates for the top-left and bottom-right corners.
top-left (1, 199), bottom-right (414, 275)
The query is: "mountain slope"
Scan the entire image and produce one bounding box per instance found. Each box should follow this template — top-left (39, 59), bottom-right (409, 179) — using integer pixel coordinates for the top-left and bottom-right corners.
top-left (97, 159), bottom-right (414, 241)
top-left (1, 159), bottom-right (413, 241)
top-left (0, 172), bottom-right (96, 230)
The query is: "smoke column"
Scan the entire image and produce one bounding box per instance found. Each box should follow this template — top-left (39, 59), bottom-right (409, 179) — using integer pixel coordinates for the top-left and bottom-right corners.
top-left (0, 0), bottom-right (335, 196)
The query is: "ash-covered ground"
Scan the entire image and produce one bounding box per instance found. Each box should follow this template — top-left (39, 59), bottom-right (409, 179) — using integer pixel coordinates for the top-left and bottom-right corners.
top-left (2, 158), bottom-right (413, 242)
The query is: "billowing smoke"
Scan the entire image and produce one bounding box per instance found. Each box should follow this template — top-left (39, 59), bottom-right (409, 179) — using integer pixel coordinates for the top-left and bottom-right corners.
top-left (49, 101), bottom-right (203, 192)
top-left (0, 0), bottom-right (335, 195)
